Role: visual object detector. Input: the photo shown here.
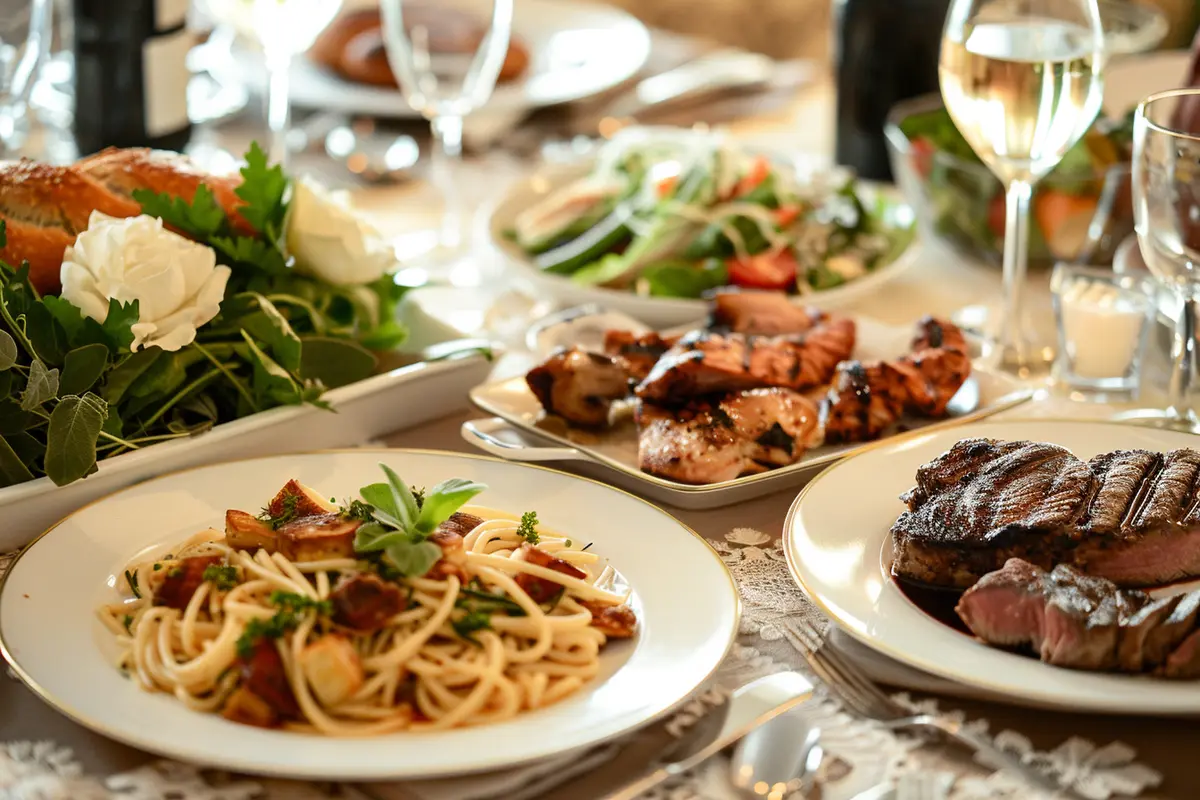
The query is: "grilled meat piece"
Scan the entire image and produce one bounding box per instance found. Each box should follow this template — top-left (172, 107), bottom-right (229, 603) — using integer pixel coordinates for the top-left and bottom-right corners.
top-left (708, 289), bottom-right (825, 335)
top-left (330, 573), bottom-right (407, 632)
top-left (603, 330), bottom-right (676, 381)
top-left (516, 543), bottom-right (588, 603)
top-left (956, 558), bottom-right (1200, 677)
top-left (635, 318), bottom-right (856, 404)
top-left (277, 513), bottom-right (360, 562)
top-left (892, 439), bottom-right (1200, 590)
top-left (152, 555), bottom-right (223, 610)
top-left (636, 388), bottom-right (819, 484)
top-left (821, 317), bottom-right (970, 443)
top-left (526, 348), bottom-right (630, 426)
top-left (579, 599), bottom-right (637, 638)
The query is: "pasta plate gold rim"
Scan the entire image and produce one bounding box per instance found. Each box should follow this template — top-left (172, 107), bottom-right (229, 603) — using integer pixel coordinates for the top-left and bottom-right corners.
top-left (0, 446), bottom-right (741, 778)
top-left (780, 417), bottom-right (1200, 702)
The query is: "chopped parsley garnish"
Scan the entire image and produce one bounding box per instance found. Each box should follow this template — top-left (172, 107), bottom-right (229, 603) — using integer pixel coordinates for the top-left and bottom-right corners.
top-left (124, 569), bottom-right (142, 599)
top-left (451, 609), bottom-right (492, 643)
top-left (153, 563), bottom-right (162, 571)
top-left (259, 491), bottom-right (301, 530)
top-left (516, 511), bottom-right (540, 544)
top-left (121, 615), bottom-right (133, 633)
top-left (235, 591), bottom-right (333, 658)
top-left (202, 565), bottom-right (240, 591)
top-left (339, 499), bottom-right (376, 522)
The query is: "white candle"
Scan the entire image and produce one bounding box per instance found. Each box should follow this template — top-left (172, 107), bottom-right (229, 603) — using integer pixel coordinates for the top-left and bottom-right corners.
top-left (1059, 278), bottom-right (1146, 379)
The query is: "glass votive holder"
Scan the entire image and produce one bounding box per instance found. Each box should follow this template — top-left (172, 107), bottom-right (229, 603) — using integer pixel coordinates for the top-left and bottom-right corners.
top-left (1050, 263), bottom-right (1157, 402)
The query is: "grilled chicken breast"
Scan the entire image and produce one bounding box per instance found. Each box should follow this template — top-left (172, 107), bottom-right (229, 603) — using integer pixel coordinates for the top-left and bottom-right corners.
top-left (636, 388), bottom-right (820, 484)
top-left (709, 290), bottom-right (825, 336)
top-left (525, 348), bottom-right (630, 426)
top-left (603, 330), bottom-right (677, 381)
top-left (635, 318), bottom-right (856, 403)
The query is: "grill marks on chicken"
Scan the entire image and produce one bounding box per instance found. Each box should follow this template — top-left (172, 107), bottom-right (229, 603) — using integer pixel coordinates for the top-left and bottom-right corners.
top-left (821, 316), bottom-right (971, 444)
top-left (525, 349), bottom-right (630, 427)
top-left (637, 388), bottom-right (821, 484)
top-left (956, 558), bottom-right (1200, 678)
top-left (892, 439), bottom-right (1200, 590)
top-left (603, 330), bottom-right (677, 381)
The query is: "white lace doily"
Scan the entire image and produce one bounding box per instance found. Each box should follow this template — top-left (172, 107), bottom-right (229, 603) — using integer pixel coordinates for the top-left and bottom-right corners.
top-left (0, 532), bottom-right (1164, 800)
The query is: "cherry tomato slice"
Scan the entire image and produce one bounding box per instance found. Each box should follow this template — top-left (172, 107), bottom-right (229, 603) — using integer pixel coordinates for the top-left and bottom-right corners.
top-left (726, 250), bottom-right (798, 291)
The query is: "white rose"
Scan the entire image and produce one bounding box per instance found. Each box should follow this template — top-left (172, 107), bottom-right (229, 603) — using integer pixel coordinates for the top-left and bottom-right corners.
top-left (60, 211), bottom-right (231, 353)
top-left (286, 177), bottom-right (397, 286)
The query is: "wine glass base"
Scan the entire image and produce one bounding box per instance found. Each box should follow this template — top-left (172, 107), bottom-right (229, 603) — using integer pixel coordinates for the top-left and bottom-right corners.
top-left (979, 339), bottom-right (1055, 381)
top-left (1109, 408), bottom-right (1200, 434)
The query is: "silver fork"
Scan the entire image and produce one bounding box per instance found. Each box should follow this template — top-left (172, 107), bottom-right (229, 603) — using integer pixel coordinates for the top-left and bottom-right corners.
top-left (782, 619), bottom-right (1087, 800)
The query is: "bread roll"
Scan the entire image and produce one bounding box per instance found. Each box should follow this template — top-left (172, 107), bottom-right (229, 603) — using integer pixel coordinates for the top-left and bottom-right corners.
top-left (0, 161), bottom-right (141, 294)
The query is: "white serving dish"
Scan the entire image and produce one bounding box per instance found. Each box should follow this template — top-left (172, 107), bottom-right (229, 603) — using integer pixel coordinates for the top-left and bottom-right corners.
top-left (462, 313), bottom-right (1032, 509)
top-left (785, 419), bottom-right (1200, 715)
top-left (0, 344), bottom-right (496, 549)
top-left (488, 161), bottom-right (919, 329)
top-left (0, 450), bottom-right (738, 779)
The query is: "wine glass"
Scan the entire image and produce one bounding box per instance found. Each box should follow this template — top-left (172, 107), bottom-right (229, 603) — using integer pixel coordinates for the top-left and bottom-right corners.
top-left (379, 0), bottom-right (514, 279)
top-left (202, 0), bottom-right (343, 166)
top-left (1114, 89), bottom-right (1200, 431)
top-left (0, 0), bottom-right (50, 156)
top-left (939, 0), bottom-right (1105, 377)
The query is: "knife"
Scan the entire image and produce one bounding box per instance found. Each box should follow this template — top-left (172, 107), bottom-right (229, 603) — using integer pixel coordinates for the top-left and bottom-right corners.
top-left (601, 671), bottom-right (815, 800)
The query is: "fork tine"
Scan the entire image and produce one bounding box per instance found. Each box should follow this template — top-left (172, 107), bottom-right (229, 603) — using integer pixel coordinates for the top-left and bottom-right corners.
top-left (779, 621), bottom-right (882, 719)
top-left (791, 618), bottom-right (900, 720)
top-left (809, 645), bottom-right (894, 719)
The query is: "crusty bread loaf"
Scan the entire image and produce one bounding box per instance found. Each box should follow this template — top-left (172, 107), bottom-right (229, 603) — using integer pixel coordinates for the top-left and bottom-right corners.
top-left (0, 161), bottom-right (141, 294)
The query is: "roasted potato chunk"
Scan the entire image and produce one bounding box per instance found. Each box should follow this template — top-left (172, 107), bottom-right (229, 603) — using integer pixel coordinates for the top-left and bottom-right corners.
top-left (221, 685), bottom-right (278, 728)
top-left (299, 635), bottom-right (365, 706)
top-left (225, 510), bottom-right (277, 553)
top-left (277, 513), bottom-right (359, 562)
top-left (267, 480), bottom-right (337, 519)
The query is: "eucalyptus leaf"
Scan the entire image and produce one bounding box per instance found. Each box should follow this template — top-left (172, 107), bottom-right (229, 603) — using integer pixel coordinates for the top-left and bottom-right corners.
top-left (0, 434), bottom-right (33, 487)
top-left (60, 343), bottom-right (109, 396)
top-left (299, 336), bottom-right (377, 389)
top-left (20, 360), bottom-right (59, 411)
top-left (0, 329), bottom-right (15, 371)
top-left (415, 477), bottom-right (487, 534)
top-left (44, 392), bottom-right (108, 486)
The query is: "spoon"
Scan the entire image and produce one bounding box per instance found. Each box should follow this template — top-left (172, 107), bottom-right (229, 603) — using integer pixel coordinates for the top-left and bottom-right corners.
top-left (729, 704), bottom-right (824, 798)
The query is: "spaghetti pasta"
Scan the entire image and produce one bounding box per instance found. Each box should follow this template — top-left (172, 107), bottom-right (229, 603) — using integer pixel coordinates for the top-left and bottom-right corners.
top-left (98, 470), bottom-right (637, 735)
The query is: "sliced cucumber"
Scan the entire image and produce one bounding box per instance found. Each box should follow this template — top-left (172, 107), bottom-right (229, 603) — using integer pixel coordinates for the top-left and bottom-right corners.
top-left (534, 205), bottom-right (635, 275)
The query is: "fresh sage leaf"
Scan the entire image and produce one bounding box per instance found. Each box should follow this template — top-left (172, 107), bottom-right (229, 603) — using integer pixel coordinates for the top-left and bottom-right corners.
top-left (0, 329), bottom-right (15, 370)
top-left (383, 539), bottom-right (442, 578)
top-left (415, 477), bottom-right (487, 534)
top-left (44, 392), bottom-right (108, 486)
top-left (299, 336), bottom-right (377, 389)
top-left (60, 343), bottom-right (109, 396)
top-left (359, 483), bottom-right (409, 531)
top-left (352, 521), bottom-right (391, 552)
top-left (381, 464), bottom-right (421, 531)
top-left (0, 434), bottom-right (33, 487)
top-left (20, 360), bottom-right (59, 411)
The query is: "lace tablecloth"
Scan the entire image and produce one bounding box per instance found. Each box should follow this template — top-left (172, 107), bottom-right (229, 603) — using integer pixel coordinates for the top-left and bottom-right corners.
top-left (0, 527), bottom-right (1165, 800)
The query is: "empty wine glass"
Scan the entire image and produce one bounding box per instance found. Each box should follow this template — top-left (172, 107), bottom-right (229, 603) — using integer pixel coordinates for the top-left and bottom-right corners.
top-left (939, 0), bottom-right (1105, 377)
top-left (1115, 88), bottom-right (1200, 431)
top-left (203, 0), bottom-right (343, 166)
top-left (0, 0), bottom-right (50, 156)
top-left (380, 0), bottom-right (514, 280)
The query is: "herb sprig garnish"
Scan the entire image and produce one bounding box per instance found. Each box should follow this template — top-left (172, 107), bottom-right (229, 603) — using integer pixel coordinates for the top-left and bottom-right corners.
top-left (202, 565), bottom-right (239, 591)
top-left (236, 591), bottom-right (332, 658)
top-left (259, 491), bottom-right (302, 530)
top-left (516, 511), bottom-right (539, 544)
top-left (124, 569), bottom-right (141, 599)
top-left (352, 464), bottom-right (486, 579)
top-left (451, 609), bottom-right (492, 643)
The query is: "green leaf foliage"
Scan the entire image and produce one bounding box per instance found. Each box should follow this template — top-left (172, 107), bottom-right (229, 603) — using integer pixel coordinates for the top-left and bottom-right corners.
top-left (299, 336), bottom-right (377, 389)
top-left (60, 343), bottom-right (109, 396)
top-left (0, 330), bottom-right (14, 370)
top-left (44, 392), bottom-right (108, 486)
top-left (0, 435), bottom-right (33, 487)
top-left (20, 360), bottom-right (59, 411)
top-left (134, 184), bottom-right (226, 239)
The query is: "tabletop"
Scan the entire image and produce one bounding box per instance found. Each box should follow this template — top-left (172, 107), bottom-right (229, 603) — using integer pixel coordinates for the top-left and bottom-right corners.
top-left (1, 32), bottom-right (1194, 800)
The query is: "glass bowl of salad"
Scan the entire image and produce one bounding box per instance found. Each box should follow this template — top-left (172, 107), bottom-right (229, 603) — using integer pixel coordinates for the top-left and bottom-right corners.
top-left (489, 126), bottom-right (918, 328)
top-left (884, 94), bottom-right (1135, 271)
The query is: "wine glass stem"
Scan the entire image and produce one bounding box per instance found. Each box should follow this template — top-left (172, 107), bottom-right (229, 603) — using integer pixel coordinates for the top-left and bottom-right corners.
top-left (431, 114), bottom-right (465, 251)
top-left (1167, 292), bottom-right (1200, 422)
top-left (999, 177), bottom-right (1034, 366)
top-left (264, 50), bottom-right (292, 168)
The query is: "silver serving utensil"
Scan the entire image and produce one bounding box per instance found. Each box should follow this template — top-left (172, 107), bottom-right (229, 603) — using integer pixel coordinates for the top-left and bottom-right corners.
top-left (602, 671), bottom-right (815, 800)
top-left (730, 705), bottom-right (824, 798)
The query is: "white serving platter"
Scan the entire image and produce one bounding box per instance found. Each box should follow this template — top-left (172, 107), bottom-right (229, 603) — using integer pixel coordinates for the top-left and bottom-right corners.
top-left (0, 450), bottom-right (738, 779)
top-left (0, 344), bottom-right (495, 549)
top-left (462, 313), bottom-right (1032, 509)
top-left (785, 419), bottom-right (1200, 715)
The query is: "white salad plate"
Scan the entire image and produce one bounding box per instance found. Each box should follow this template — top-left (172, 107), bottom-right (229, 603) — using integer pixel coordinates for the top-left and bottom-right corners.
top-left (228, 0), bottom-right (651, 118)
top-left (0, 344), bottom-right (495, 551)
top-left (785, 419), bottom-right (1200, 715)
top-left (0, 449), bottom-right (738, 779)
top-left (489, 162), bottom-right (918, 329)
top-left (463, 310), bottom-right (1032, 509)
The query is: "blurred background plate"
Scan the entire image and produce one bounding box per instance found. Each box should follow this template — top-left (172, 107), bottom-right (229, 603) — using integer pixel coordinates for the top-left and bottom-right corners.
top-left (223, 0), bottom-right (652, 118)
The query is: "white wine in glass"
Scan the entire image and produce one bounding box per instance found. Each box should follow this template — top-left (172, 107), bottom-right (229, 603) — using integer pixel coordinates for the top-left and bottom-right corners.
top-left (939, 0), bottom-right (1104, 376)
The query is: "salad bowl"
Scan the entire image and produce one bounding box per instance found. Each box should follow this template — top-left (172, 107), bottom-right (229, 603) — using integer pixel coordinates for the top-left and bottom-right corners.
top-left (489, 129), bottom-right (918, 328)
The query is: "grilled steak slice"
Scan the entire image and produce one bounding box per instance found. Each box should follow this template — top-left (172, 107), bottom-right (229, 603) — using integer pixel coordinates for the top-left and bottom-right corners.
top-left (956, 559), bottom-right (1200, 675)
top-left (708, 290), bottom-right (825, 336)
top-left (892, 439), bottom-right (1097, 588)
top-left (526, 348), bottom-right (630, 427)
top-left (636, 388), bottom-right (819, 484)
top-left (893, 439), bottom-right (1200, 589)
top-left (635, 318), bottom-right (856, 403)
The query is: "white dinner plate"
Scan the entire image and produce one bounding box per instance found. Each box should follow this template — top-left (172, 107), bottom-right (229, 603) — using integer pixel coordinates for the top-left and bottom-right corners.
top-left (785, 419), bottom-right (1200, 715)
top-left (489, 163), bottom-right (918, 329)
top-left (0, 450), bottom-right (738, 779)
top-left (226, 0), bottom-right (651, 118)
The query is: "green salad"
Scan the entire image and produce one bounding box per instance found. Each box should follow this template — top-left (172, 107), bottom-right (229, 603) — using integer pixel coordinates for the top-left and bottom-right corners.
top-left (506, 129), bottom-right (914, 298)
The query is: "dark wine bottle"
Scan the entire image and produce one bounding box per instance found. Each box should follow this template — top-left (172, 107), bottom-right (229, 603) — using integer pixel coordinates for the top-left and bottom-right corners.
top-left (833, 0), bottom-right (951, 181)
top-left (72, 0), bottom-right (193, 156)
